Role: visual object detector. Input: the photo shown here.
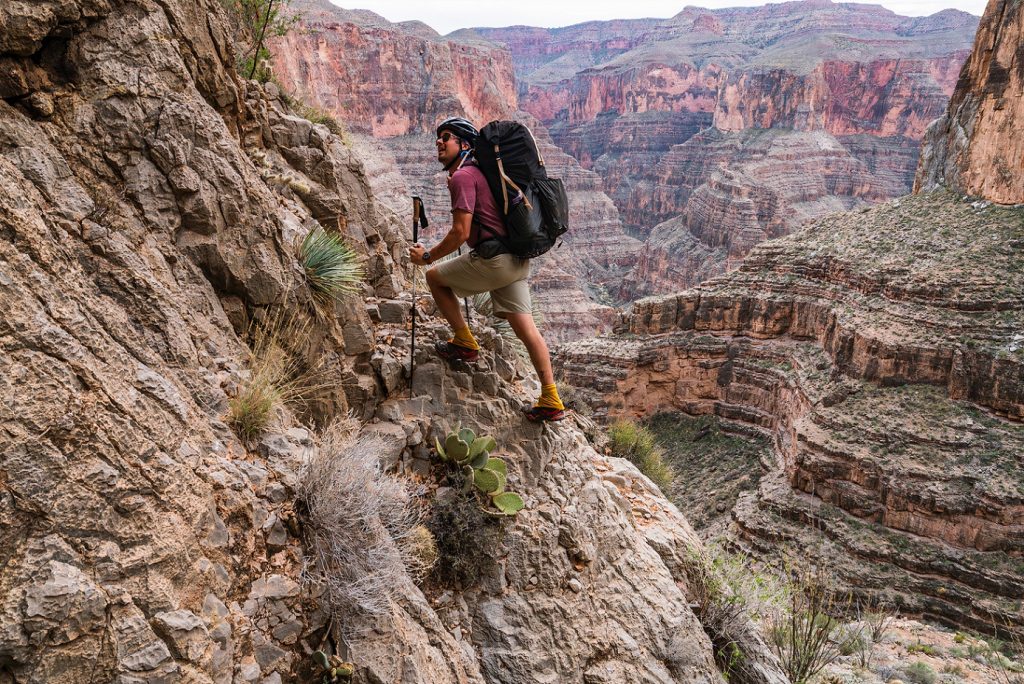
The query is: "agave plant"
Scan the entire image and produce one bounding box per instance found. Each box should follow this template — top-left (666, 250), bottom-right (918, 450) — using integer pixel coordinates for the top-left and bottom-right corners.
top-left (435, 425), bottom-right (525, 515)
top-left (299, 226), bottom-right (364, 302)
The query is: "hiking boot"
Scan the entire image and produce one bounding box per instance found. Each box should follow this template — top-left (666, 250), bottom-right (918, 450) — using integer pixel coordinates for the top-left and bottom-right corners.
top-left (435, 340), bottom-right (479, 364)
top-left (523, 405), bottom-right (566, 423)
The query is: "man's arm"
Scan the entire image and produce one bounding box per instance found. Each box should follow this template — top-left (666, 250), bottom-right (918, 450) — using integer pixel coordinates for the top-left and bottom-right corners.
top-left (410, 210), bottom-right (472, 265)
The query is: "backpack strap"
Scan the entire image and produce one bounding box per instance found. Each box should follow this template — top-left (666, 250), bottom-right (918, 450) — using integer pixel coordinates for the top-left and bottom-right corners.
top-left (494, 143), bottom-right (533, 214)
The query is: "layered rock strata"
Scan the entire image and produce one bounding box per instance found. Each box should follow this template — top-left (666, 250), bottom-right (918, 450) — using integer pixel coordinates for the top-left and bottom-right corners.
top-left (915, 0), bottom-right (1024, 204)
top-left (619, 128), bottom-right (905, 297)
top-left (556, 191), bottom-right (1024, 633)
top-left (0, 0), bottom-right (782, 681)
top-left (473, 1), bottom-right (976, 290)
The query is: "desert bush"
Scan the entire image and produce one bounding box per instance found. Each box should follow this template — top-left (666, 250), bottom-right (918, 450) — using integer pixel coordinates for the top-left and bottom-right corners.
top-left (299, 226), bottom-right (364, 305)
top-left (683, 545), bottom-right (788, 681)
top-left (607, 419), bottom-right (674, 493)
top-left (228, 310), bottom-right (324, 441)
top-left (223, 0), bottom-right (299, 81)
top-left (903, 661), bottom-right (937, 684)
top-left (425, 488), bottom-right (504, 587)
top-left (767, 563), bottom-right (863, 684)
top-left (298, 422), bottom-right (426, 618)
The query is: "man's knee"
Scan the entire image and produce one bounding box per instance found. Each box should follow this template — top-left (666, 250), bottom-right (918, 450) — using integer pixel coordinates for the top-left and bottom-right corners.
top-left (425, 267), bottom-right (443, 289)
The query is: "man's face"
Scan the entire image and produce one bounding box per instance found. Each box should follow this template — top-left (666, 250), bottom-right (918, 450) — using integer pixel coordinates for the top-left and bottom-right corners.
top-left (436, 130), bottom-right (463, 167)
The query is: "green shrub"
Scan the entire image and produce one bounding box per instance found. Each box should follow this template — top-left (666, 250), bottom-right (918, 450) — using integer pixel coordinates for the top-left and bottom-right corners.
top-left (607, 419), bottom-right (674, 493)
top-left (903, 661), bottom-right (937, 684)
top-left (908, 642), bottom-right (940, 656)
top-left (299, 226), bottom-right (364, 304)
top-left (224, 0), bottom-right (299, 81)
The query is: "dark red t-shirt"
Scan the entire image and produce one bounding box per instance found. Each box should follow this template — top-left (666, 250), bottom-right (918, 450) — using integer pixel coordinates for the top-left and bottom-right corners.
top-left (448, 161), bottom-right (506, 248)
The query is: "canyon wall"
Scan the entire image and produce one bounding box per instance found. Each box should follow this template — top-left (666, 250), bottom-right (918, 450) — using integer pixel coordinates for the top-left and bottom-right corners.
top-left (556, 0), bottom-right (1023, 634)
top-left (915, 0), bottom-right (1024, 204)
top-left (557, 191), bottom-right (1024, 634)
top-left (474, 1), bottom-right (977, 296)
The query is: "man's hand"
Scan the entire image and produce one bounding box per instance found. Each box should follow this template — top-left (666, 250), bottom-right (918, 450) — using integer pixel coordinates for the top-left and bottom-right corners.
top-left (409, 242), bottom-right (429, 266)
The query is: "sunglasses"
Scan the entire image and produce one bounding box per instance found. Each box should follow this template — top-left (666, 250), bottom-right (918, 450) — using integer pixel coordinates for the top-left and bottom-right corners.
top-left (437, 131), bottom-right (458, 143)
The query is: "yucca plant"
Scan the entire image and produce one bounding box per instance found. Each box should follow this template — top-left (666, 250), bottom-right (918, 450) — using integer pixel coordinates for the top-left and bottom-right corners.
top-left (299, 226), bottom-right (364, 303)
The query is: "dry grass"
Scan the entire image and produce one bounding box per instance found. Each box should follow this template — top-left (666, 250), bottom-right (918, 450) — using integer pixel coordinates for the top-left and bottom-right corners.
top-left (228, 309), bottom-right (327, 442)
top-left (298, 420), bottom-right (430, 620)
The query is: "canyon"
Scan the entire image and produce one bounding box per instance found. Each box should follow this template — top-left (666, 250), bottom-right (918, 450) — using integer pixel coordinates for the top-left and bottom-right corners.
top-left (556, 0), bottom-right (1024, 638)
top-left (274, 0), bottom-right (978, 336)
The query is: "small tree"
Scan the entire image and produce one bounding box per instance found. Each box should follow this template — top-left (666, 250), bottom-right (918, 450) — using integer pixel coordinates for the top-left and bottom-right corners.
top-left (224, 0), bottom-right (299, 81)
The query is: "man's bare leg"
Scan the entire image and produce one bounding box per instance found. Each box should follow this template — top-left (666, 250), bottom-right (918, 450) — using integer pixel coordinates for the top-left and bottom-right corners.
top-left (426, 268), bottom-right (466, 331)
top-left (503, 312), bottom-right (555, 386)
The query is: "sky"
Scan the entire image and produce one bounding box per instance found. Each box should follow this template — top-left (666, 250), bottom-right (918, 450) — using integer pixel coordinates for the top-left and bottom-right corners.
top-left (339, 0), bottom-right (986, 34)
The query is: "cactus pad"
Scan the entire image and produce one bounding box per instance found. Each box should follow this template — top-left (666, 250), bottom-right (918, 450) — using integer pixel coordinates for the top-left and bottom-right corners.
top-left (493, 492), bottom-right (525, 514)
top-left (485, 458), bottom-right (507, 477)
top-left (459, 427), bottom-right (476, 444)
top-left (469, 450), bottom-right (489, 469)
top-left (435, 437), bottom-right (448, 460)
top-left (473, 468), bottom-right (501, 493)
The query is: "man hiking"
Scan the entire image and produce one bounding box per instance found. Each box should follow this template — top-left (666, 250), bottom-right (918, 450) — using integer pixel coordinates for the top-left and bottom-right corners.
top-left (408, 116), bottom-right (566, 422)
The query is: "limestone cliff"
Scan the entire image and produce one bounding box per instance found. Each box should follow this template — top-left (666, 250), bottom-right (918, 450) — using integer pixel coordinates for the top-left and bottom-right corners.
top-left (914, 0), bottom-right (1024, 204)
top-left (0, 1), bottom-right (778, 682)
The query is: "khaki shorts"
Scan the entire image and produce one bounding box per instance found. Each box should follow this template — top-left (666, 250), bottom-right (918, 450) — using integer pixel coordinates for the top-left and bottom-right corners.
top-left (431, 252), bottom-right (532, 316)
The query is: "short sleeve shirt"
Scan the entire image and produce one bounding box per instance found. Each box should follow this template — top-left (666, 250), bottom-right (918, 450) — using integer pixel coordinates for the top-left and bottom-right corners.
top-left (448, 161), bottom-right (506, 248)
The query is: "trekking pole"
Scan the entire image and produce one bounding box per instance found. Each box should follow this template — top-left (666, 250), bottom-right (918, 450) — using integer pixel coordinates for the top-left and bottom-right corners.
top-left (457, 245), bottom-right (470, 322)
top-left (410, 196), bottom-right (428, 397)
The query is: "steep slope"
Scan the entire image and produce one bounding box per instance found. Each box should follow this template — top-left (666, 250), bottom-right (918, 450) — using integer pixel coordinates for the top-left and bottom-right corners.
top-left (0, 1), bottom-right (780, 682)
top-left (915, 0), bottom-right (1024, 203)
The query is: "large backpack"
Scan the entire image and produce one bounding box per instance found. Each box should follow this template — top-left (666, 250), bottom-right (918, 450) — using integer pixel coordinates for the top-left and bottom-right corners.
top-left (473, 121), bottom-right (569, 259)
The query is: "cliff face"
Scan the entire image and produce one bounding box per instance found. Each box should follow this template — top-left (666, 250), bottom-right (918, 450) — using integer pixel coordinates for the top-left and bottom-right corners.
top-left (618, 128), bottom-right (916, 298)
top-left (271, 0), bottom-right (517, 137)
top-left (558, 190), bottom-right (1024, 634)
top-left (0, 1), bottom-right (765, 681)
top-left (915, 0), bottom-right (1024, 204)
top-left (474, 1), bottom-right (977, 293)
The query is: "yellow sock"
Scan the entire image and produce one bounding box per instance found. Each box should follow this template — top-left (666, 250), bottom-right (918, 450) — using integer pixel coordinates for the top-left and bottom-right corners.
top-left (451, 325), bottom-right (480, 351)
top-left (534, 383), bottom-right (564, 410)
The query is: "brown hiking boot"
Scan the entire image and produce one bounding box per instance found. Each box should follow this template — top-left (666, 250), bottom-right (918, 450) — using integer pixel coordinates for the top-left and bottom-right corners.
top-left (434, 340), bottom-right (479, 364)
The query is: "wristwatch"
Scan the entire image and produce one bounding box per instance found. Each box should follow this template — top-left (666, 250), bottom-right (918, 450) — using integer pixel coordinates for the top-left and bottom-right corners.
top-left (422, 250), bottom-right (432, 263)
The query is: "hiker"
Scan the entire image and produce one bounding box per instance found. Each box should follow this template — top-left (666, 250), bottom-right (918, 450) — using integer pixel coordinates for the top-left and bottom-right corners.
top-left (408, 116), bottom-right (566, 422)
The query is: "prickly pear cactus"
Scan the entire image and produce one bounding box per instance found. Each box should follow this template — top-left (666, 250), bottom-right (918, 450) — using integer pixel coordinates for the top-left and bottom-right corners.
top-left (312, 651), bottom-right (355, 683)
top-left (432, 427), bottom-right (525, 515)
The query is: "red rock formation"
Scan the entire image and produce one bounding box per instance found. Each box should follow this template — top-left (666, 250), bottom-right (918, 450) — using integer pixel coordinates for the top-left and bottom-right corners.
top-left (271, 0), bottom-right (517, 137)
top-left (475, 1), bottom-right (977, 291)
top-left (915, 0), bottom-right (1024, 204)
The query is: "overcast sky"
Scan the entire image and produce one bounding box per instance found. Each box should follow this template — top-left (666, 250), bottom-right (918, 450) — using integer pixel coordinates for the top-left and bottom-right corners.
top-left (339, 0), bottom-right (985, 34)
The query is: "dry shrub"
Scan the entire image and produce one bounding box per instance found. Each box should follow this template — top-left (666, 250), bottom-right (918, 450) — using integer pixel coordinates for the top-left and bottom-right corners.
top-left (426, 489), bottom-right (503, 588)
top-left (299, 421), bottom-right (427, 618)
top-left (766, 563), bottom-right (863, 684)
